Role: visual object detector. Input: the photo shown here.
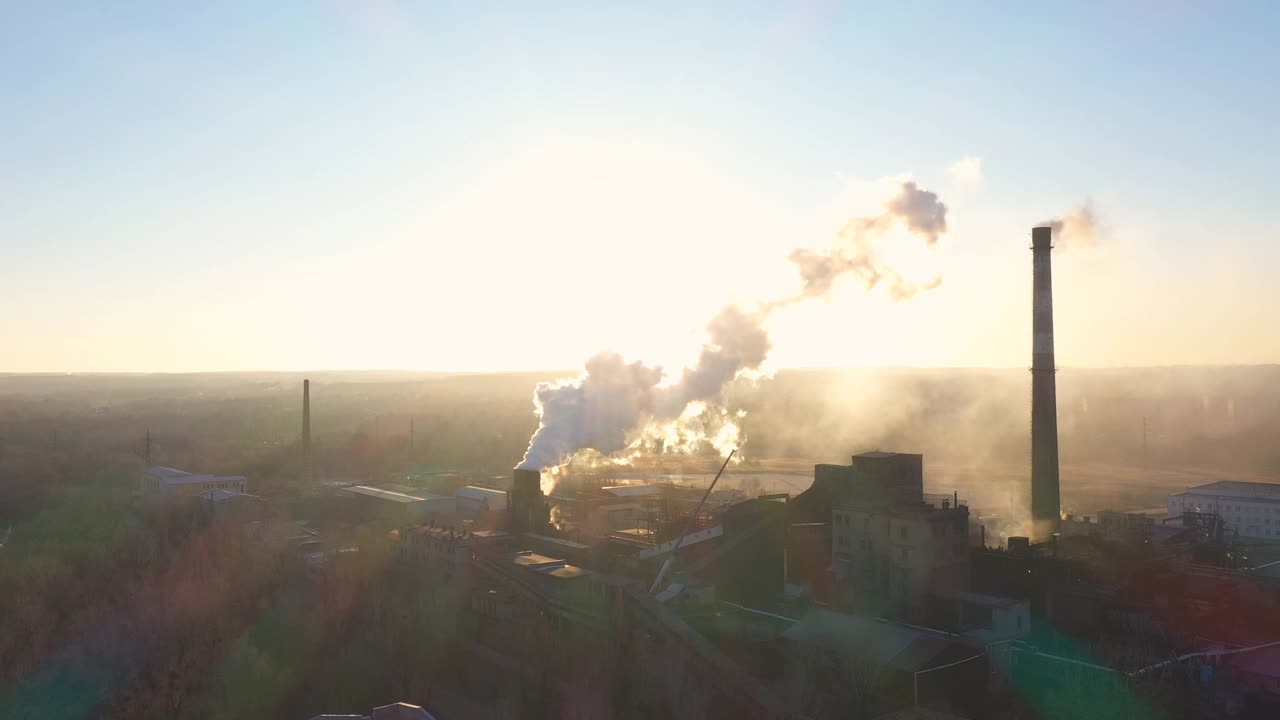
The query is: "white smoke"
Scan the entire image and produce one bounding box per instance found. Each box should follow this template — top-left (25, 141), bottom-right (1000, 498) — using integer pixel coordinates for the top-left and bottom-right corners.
top-left (518, 353), bottom-right (664, 471)
top-left (1043, 202), bottom-right (1098, 248)
top-left (786, 181), bottom-right (948, 303)
top-left (660, 305), bottom-right (771, 416)
top-left (517, 179), bottom-right (950, 473)
top-left (516, 306), bottom-right (770, 472)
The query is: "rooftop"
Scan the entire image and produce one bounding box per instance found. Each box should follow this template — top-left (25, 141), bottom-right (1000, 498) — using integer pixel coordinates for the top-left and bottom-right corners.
top-left (345, 486), bottom-right (449, 503)
top-left (1177, 480), bottom-right (1280, 502)
top-left (601, 484), bottom-right (663, 498)
top-left (856, 451), bottom-right (907, 459)
top-left (783, 609), bottom-right (963, 673)
top-left (167, 473), bottom-right (246, 486)
top-left (537, 564), bottom-right (593, 580)
top-left (371, 702), bottom-right (437, 720)
top-left (456, 485), bottom-right (507, 500)
top-left (145, 466), bottom-right (192, 478)
top-left (345, 486), bottom-right (422, 503)
top-left (510, 552), bottom-right (565, 569)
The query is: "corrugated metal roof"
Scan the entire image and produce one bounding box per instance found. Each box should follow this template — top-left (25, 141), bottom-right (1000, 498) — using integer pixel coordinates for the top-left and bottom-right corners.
top-left (1179, 480), bottom-right (1280, 501)
top-left (344, 486), bottom-right (423, 503)
top-left (602, 485), bottom-right (663, 497)
top-left (537, 564), bottom-right (592, 580)
top-left (167, 474), bottom-right (247, 486)
top-left (455, 485), bottom-right (508, 509)
top-left (510, 552), bottom-right (564, 569)
top-left (145, 466), bottom-right (192, 478)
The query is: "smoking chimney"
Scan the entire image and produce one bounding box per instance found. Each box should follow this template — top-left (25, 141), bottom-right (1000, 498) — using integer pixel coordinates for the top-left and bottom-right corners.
top-left (1030, 226), bottom-right (1060, 539)
top-left (511, 468), bottom-right (547, 533)
top-left (303, 379), bottom-right (312, 483)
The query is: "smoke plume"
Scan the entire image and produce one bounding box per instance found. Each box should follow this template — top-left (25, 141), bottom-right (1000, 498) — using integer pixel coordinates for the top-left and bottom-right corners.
top-left (661, 306), bottom-right (771, 415)
top-left (516, 307), bottom-right (770, 472)
top-left (786, 180), bottom-right (949, 303)
top-left (518, 179), bottom-right (949, 473)
top-left (1043, 202), bottom-right (1098, 248)
top-left (518, 353), bottom-right (664, 472)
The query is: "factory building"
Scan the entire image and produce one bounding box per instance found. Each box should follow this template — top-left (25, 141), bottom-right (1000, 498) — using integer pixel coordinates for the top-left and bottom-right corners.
top-left (342, 485), bottom-right (456, 523)
top-left (453, 485), bottom-right (508, 519)
top-left (832, 497), bottom-right (970, 616)
top-left (397, 526), bottom-right (510, 585)
top-left (808, 451), bottom-right (925, 509)
top-left (1168, 480), bottom-right (1280, 539)
top-left (790, 451), bottom-right (969, 611)
top-left (142, 466), bottom-right (247, 497)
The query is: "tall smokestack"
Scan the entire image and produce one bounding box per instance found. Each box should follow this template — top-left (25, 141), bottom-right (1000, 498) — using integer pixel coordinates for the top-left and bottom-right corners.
top-left (303, 379), bottom-right (312, 483)
top-left (1031, 226), bottom-right (1060, 539)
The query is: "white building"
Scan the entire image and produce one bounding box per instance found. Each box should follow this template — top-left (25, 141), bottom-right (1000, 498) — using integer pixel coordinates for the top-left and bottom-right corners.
top-left (143, 466), bottom-right (247, 497)
top-left (1168, 480), bottom-right (1280, 539)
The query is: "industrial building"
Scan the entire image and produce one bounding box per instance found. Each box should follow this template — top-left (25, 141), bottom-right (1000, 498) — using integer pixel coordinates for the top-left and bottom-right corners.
top-left (454, 485), bottom-right (508, 517)
top-left (397, 526), bottom-right (510, 585)
top-left (142, 465), bottom-right (247, 497)
top-left (342, 485), bottom-right (455, 522)
top-left (1168, 480), bottom-right (1280, 539)
top-left (832, 498), bottom-right (971, 617)
top-left (789, 451), bottom-right (971, 616)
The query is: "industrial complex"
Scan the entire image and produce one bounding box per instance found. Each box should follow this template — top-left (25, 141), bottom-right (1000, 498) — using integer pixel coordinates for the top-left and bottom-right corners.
top-left (128, 225), bottom-right (1280, 719)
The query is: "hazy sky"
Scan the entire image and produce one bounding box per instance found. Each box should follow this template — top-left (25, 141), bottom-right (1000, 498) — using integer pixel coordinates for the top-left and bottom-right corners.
top-left (3, 2), bottom-right (1278, 373)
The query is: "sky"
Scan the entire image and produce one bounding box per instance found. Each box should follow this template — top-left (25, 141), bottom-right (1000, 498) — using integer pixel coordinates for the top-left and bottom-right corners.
top-left (2, 1), bottom-right (1278, 373)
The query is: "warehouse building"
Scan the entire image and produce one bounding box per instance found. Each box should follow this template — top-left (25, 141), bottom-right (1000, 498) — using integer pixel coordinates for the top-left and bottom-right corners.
top-left (1168, 480), bottom-right (1280, 539)
top-left (142, 466), bottom-right (247, 497)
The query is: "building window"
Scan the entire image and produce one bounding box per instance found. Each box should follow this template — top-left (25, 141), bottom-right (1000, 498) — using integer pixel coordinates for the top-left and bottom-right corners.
top-left (899, 527), bottom-right (908, 541)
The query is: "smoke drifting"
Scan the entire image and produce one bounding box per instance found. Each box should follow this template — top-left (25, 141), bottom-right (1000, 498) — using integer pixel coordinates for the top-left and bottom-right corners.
top-left (516, 306), bottom-right (771, 472)
top-left (885, 181), bottom-right (948, 244)
top-left (518, 353), bottom-right (664, 472)
top-left (518, 179), bottom-right (950, 473)
top-left (662, 306), bottom-right (771, 415)
top-left (787, 180), bottom-right (949, 303)
top-left (1043, 202), bottom-right (1098, 248)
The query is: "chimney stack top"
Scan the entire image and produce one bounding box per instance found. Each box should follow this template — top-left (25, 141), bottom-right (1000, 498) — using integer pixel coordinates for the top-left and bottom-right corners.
top-left (1032, 225), bottom-right (1053, 249)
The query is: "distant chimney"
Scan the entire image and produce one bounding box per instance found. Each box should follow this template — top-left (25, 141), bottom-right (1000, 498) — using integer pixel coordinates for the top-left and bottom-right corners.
top-left (303, 379), bottom-right (312, 482)
top-left (1031, 226), bottom-right (1061, 539)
